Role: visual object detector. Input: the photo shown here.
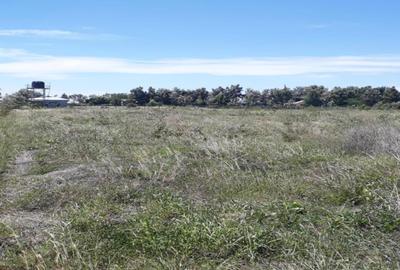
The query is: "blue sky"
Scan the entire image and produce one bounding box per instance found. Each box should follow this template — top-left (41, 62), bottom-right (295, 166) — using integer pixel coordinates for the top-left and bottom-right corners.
top-left (1, 0), bottom-right (400, 95)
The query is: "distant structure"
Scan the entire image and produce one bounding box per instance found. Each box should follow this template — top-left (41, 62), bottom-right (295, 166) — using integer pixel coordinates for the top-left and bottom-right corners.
top-left (28, 81), bottom-right (68, 108)
top-left (31, 96), bottom-right (69, 108)
top-left (28, 81), bottom-right (49, 98)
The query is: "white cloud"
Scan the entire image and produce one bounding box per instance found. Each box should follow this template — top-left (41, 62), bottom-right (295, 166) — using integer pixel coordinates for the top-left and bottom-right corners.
top-left (0, 48), bottom-right (35, 58)
top-left (1, 49), bottom-right (400, 78)
top-left (0, 29), bottom-right (83, 39)
top-left (0, 29), bottom-right (122, 40)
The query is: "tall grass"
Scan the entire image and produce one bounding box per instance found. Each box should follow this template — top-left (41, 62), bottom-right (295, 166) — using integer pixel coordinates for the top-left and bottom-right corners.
top-left (0, 113), bottom-right (16, 174)
top-left (1, 107), bottom-right (400, 269)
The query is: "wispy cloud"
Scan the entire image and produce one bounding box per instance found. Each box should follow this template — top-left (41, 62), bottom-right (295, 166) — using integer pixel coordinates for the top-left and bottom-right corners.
top-left (0, 29), bottom-right (83, 39)
top-left (0, 48), bottom-right (33, 58)
top-left (0, 29), bottom-right (123, 40)
top-left (1, 49), bottom-right (400, 78)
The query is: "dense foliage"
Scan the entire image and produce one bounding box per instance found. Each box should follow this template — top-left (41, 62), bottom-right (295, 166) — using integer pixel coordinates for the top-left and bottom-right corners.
top-left (77, 85), bottom-right (400, 108)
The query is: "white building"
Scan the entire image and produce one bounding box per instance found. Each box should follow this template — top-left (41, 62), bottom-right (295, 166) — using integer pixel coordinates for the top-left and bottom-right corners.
top-left (31, 97), bottom-right (69, 108)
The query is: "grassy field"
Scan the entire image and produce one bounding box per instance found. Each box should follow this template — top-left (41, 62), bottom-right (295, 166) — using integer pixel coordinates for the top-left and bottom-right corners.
top-left (0, 107), bottom-right (400, 269)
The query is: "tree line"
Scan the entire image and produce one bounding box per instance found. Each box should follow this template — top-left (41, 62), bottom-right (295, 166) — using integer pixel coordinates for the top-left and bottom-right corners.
top-left (78, 85), bottom-right (400, 108)
top-left (2, 85), bottom-right (400, 111)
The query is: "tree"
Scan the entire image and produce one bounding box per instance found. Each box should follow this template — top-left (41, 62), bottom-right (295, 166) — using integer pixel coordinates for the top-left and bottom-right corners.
top-left (69, 94), bottom-right (87, 104)
top-left (361, 87), bottom-right (382, 106)
top-left (148, 87), bottom-right (156, 100)
top-left (245, 89), bottom-right (262, 106)
top-left (192, 88), bottom-right (208, 106)
top-left (110, 93), bottom-right (129, 106)
top-left (225, 85), bottom-right (243, 105)
top-left (382, 87), bottom-right (400, 103)
top-left (87, 95), bottom-right (109, 105)
top-left (156, 89), bottom-right (172, 105)
top-left (209, 85), bottom-right (243, 106)
top-left (291, 87), bottom-right (306, 102)
top-left (209, 87), bottom-right (228, 106)
top-left (303, 85), bottom-right (327, 107)
top-left (329, 87), bottom-right (345, 106)
top-left (129, 87), bottom-right (149, 106)
top-left (329, 87), bottom-right (358, 106)
top-left (268, 87), bottom-right (292, 106)
top-left (304, 90), bottom-right (323, 106)
top-left (15, 89), bottom-right (42, 99)
top-left (170, 88), bottom-right (193, 106)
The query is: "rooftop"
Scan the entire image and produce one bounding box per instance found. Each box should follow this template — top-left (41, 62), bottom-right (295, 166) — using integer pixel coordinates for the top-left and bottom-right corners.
top-left (31, 97), bottom-right (68, 101)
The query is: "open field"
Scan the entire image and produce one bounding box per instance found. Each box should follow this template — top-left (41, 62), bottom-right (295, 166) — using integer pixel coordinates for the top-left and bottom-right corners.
top-left (1, 107), bottom-right (400, 269)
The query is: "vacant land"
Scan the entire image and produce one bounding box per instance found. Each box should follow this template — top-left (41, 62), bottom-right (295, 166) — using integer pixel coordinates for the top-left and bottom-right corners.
top-left (0, 107), bottom-right (399, 269)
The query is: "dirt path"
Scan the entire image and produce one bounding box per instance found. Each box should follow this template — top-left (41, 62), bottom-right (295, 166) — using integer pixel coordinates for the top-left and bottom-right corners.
top-left (0, 151), bottom-right (57, 258)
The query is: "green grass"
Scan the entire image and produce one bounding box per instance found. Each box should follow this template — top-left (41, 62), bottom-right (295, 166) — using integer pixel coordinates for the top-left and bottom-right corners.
top-left (0, 107), bottom-right (400, 269)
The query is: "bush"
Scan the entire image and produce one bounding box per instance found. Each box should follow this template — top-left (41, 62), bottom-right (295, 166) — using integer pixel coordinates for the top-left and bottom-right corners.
top-left (0, 96), bottom-right (27, 115)
top-left (147, 99), bottom-right (160, 106)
